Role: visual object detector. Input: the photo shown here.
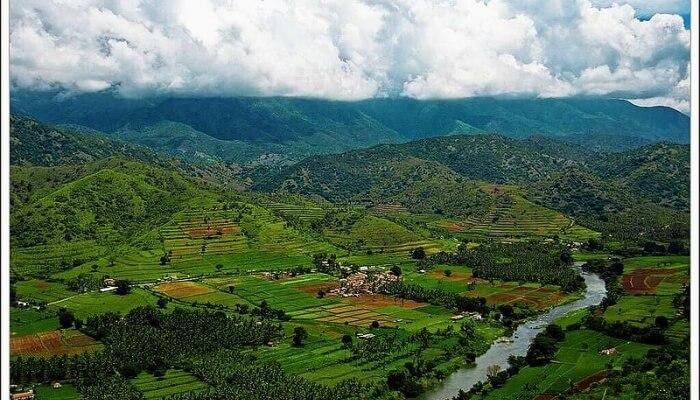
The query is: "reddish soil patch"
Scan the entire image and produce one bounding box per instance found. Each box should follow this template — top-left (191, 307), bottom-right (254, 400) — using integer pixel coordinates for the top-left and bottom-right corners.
top-left (33, 280), bottom-right (50, 289)
top-left (486, 293), bottom-right (519, 304)
top-left (621, 268), bottom-right (680, 294)
top-left (11, 331), bottom-right (98, 356)
top-left (154, 281), bottom-right (214, 299)
top-left (296, 282), bottom-right (340, 295)
top-left (428, 270), bottom-right (472, 281)
top-left (534, 394), bottom-right (558, 400)
top-left (509, 286), bottom-right (535, 294)
top-left (573, 371), bottom-right (608, 391)
top-left (343, 294), bottom-right (425, 309)
top-left (444, 222), bottom-right (467, 233)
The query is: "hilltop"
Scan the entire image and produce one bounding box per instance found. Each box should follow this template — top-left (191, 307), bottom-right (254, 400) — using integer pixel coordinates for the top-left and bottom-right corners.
top-left (12, 92), bottom-right (689, 163)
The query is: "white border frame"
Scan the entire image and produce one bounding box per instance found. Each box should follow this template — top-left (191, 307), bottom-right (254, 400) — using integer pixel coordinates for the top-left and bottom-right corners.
top-left (0, 2), bottom-right (698, 399)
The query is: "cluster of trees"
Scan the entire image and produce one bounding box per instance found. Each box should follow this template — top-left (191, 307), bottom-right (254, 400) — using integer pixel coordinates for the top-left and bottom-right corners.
top-left (449, 242), bottom-right (584, 292)
top-left (525, 324), bottom-right (566, 366)
top-left (382, 281), bottom-right (488, 314)
top-left (563, 345), bottom-right (689, 400)
top-left (250, 300), bottom-right (290, 321)
top-left (583, 315), bottom-right (665, 345)
top-left (66, 273), bottom-right (103, 292)
top-left (171, 350), bottom-right (371, 400)
top-left (582, 259), bottom-right (624, 307)
top-left (11, 306), bottom-right (284, 397)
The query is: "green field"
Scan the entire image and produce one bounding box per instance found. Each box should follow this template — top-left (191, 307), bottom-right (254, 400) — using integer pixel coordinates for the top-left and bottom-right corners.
top-left (485, 330), bottom-right (655, 399)
top-left (131, 370), bottom-right (207, 399)
top-left (33, 383), bottom-right (81, 400)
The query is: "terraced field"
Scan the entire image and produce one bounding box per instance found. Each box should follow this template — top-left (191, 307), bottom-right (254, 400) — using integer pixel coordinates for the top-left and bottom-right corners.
top-left (10, 240), bottom-right (106, 278)
top-left (261, 201), bottom-right (328, 222)
top-left (15, 280), bottom-right (75, 304)
top-left (439, 185), bottom-right (597, 239)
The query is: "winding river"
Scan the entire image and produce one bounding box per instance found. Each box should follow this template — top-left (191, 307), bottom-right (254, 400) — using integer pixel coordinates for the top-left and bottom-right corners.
top-left (423, 262), bottom-right (607, 400)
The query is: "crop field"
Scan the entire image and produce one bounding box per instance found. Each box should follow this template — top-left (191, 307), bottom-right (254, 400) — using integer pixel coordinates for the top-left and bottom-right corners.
top-left (153, 281), bottom-right (215, 299)
top-left (261, 201), bottom-right (328, 222)
top-left (603, 295), bottom-right (677, 327)
top-left (49, 288), bottom-right (165, 319)
top-left (619, 256), bottom-right (689, 295)
top-left (11, 308), bottom-right (59, 336)
top-left (10, 329), bottom-right (100, 357)
top-left (33, 383), bottom-right (80, 400)
top-left (484, 330), bottom-right (655, 399)
top-left (15, 279), bottom-right (75, 304)
top-left (437, 185), bottom-right (596, 239)
top-left (404, 266), bottom-right (573, 310)
top-left (131, 370), bottom-right (207, 399)
top-left (10, 240), bottom-right (106, 278)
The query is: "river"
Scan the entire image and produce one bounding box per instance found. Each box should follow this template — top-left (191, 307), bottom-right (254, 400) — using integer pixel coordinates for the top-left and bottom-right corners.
top-left (423, 262), bottom-right (607, 400)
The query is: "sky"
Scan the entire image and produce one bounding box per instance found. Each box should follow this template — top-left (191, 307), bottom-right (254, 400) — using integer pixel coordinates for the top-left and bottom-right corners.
top-left (9, 0), bottom-right (691, 112)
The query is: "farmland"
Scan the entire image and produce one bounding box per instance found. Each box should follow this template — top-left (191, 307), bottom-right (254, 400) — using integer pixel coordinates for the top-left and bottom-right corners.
top-left (11, 329), bottom-right (101, 357)
top-left (8, 116), bottom-right (690, 400)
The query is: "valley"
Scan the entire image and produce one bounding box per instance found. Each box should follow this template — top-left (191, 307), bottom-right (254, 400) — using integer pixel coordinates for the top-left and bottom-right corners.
top-left (8, 110), bottom-right (690, 400)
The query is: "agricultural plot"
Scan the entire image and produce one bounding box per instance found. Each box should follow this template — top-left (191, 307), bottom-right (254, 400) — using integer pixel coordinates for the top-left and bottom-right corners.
top-left (603, 295), bottom-right (677, 327)
top-left (11, 308), bottom-right (59, 336)
top-left (131, 370), bottom-right (207, 399)
top-left (438, 185), bottom-right (591, 239)
top-left (322, 215), bottom-right (443, 255)
top-left (484, 330), bottom-right (655, 399)
top-left (10, 329), bottom-right (100, 357)
top-left (619, 256), bottom-right (688, 295)
top-left (49, 288), bottom-right (164, 319)
top-left (33, 383), bottom-right (80, 400)
top-left (404, 266), bottom-right (574, 310)
top-left (261, 201), bottom-right (328, 222)
top-left (15, 280), bottom-right (75, 304)
top-left (10, 240), bottom-right (105, 278)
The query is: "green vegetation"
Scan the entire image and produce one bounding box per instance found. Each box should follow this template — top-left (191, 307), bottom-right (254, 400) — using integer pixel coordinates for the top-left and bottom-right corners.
top-left (8, 112), bottom-right (689, 400)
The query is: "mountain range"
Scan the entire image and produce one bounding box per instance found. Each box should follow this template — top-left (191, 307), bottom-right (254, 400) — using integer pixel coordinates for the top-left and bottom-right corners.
top-left (11, 91), bottom-right (689, 164)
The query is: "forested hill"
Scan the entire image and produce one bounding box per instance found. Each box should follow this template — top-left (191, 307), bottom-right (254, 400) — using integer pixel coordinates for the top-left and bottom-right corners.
top-left (251, 135), bottom-right (690, 240)
top-left (12, 91), bottom-right (689, 163)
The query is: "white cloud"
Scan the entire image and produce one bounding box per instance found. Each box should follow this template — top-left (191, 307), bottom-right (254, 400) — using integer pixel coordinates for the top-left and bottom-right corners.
top-left (9, 0), bottom-right (690, 111)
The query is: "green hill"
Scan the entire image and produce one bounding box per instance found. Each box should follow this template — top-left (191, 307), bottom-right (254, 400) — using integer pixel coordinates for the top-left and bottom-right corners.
top-left (12, 92), bottom-right (689, 163)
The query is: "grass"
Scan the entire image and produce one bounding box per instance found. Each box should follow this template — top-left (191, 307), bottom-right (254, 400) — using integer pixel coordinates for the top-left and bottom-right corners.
top-left (11, 308), bottom-right (59, 336)
top-left (15, 280), bottom-right (75, 304)
top-left (49, 288), bottom-right (166, 319)
top-left (603, 295), bottom-right (677, 327)
top-left (33, 383), bottom-right (81, 400)
top-left (131, 370), bottom-right (207, 399)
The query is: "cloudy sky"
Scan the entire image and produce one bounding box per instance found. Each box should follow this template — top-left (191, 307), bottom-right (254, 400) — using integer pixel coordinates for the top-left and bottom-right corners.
top-left (9, 0), bottom-right (691, 112)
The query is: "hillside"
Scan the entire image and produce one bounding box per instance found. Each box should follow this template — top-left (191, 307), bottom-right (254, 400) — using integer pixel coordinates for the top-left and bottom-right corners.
top-left (12, 91), bottom-right (689, 163)
top-left (253, 135), bottom-right (689, 241)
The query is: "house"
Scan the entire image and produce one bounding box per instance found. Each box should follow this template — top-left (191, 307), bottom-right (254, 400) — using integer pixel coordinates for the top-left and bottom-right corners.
top-left (52, 382), bottom-right (62, 389)
top-left (15, 301), bottom-right (29, 308)
top-left (10, 391), bottom-right (34, 400)
top-left (450, 315), bottom-right (465, 321)
top-left (600, 347), bottom-right (618, 356)
top-left (103, 278), bottom-right (116, 287)
top-left (100, 286), bottom-right (117, 292)
top-left (357, 333), bottom-right (376, 340)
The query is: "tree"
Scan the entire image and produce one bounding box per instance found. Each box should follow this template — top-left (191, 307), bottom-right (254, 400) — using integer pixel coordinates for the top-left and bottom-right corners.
top-left (215, 264), bottom-right (223, 272)
top-left (316, 290), bottom-right (326, 299)
top-left (157, 298), bottom-right (169, 309)
top-left (390, 265), bottom-right (402, 277)
top-left (228, 285), bottom-right (235, 293)
top-left (655, 316), bottom-right (669, 329)
top-left (292, 326), bottom-right (308, 347)
top-left (411, 247), bottom-right (426, 260)
top-left (341, 334), bottom-right (353, 348)
top-left (370, 320), bottom-right (380, 329)
top-left (444, 269), bottom-right (452, 277)
top-left (57, 308), bottom-right (75, 329)
top-left (115, 280), bottom-right (132, 295)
